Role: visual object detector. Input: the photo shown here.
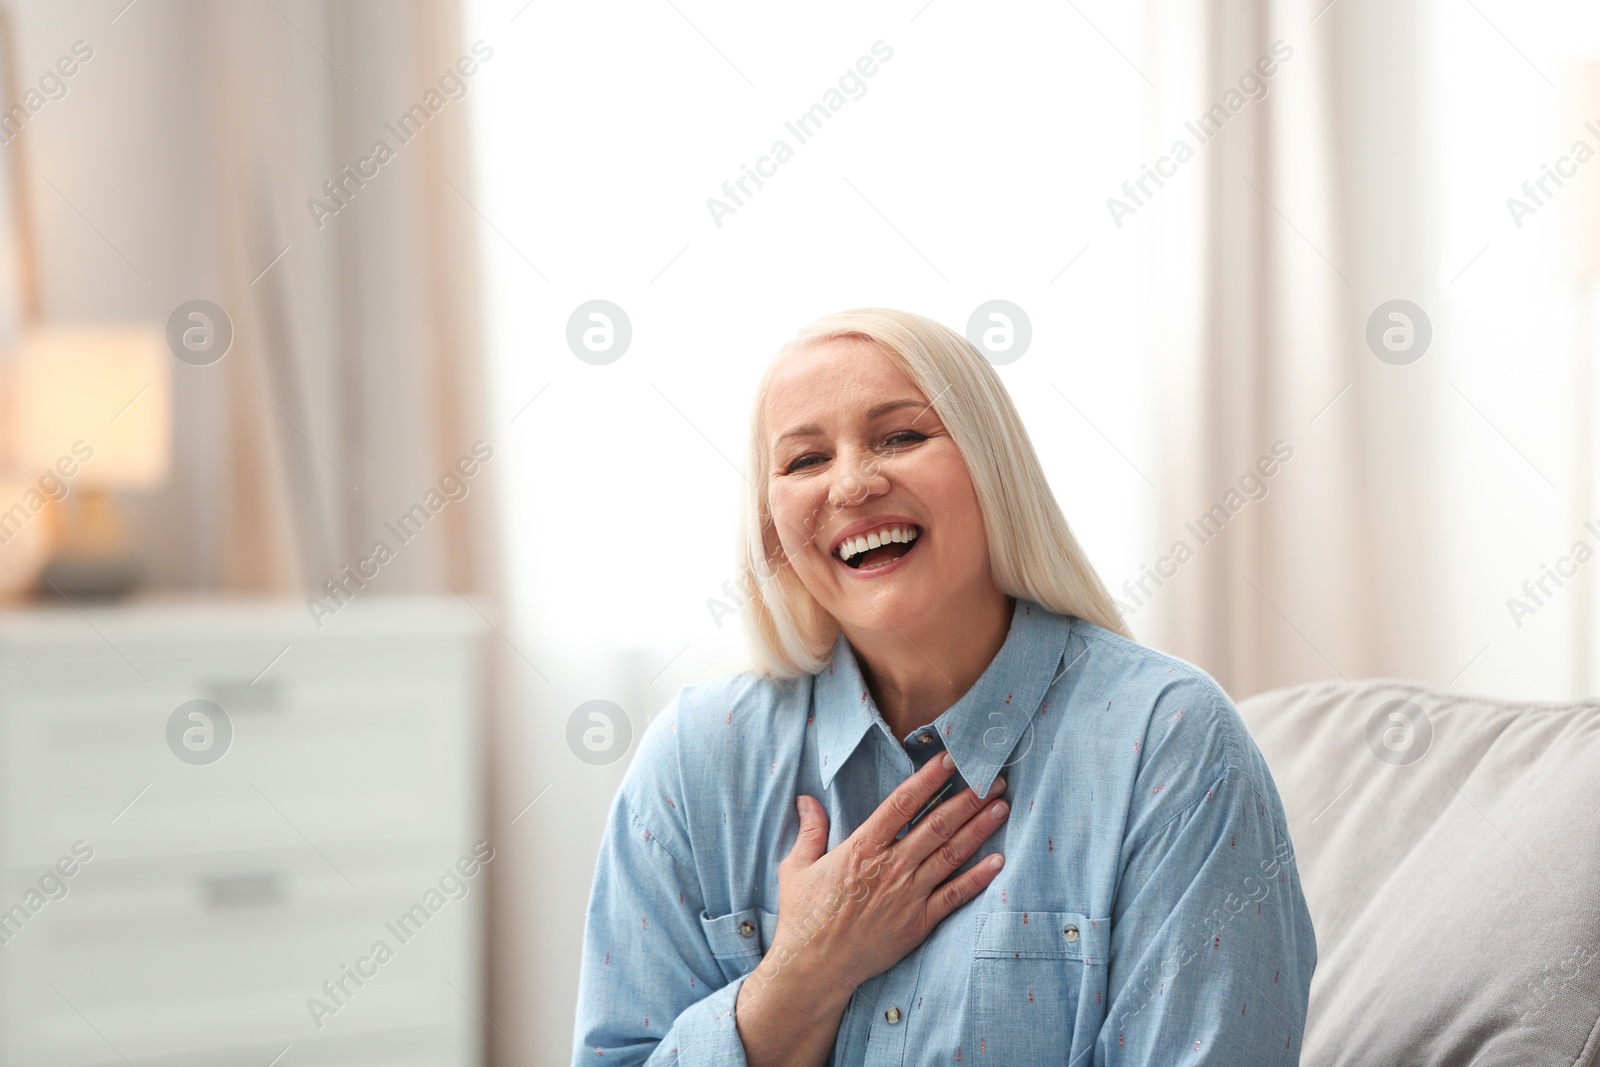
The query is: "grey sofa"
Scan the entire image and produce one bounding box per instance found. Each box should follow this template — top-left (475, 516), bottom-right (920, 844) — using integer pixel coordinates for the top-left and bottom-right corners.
top-left (1235, 678), bottom-right (1600, 1067)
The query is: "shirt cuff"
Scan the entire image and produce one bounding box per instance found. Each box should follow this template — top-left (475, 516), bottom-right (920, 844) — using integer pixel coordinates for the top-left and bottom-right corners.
top-left (663, 970), bottom-right (754, 1067)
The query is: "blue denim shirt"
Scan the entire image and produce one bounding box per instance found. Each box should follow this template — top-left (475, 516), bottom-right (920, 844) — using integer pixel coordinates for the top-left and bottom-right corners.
top-left (572, 597), bottom-right (1316, 1065)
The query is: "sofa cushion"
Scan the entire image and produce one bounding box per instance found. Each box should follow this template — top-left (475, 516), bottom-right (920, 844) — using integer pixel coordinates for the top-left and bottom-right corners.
top-left (1235, 678), bottom-right (1600, 1067)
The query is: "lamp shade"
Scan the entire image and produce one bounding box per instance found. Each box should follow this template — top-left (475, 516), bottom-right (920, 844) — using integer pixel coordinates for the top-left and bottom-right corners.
top-left (8, 325), bottom-right (171, 488)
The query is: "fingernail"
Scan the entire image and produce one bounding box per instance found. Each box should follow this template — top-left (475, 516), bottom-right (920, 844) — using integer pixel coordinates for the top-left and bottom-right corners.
top-left (795, 796), bottom-right (806, 815)
top-left (941, 753), bottom-right (954, 769)
top-left (994, 776), bottom-right (1006, 791)
top-left (990, 800), bottom-right (1008, 820)
top-left (988, 854), bottom-right (1004, 869)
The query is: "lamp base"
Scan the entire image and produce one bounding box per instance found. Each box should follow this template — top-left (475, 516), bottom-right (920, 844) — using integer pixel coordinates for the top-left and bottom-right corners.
top-left (35, 488), bottom-right (145, 600)
top-left (38, 554), bottom-right (143, 600)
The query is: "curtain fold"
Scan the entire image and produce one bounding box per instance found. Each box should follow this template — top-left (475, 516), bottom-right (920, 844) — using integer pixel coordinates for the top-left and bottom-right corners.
top-left (198, 0), bottom-right (495, 601)
top-left (1151, 0), bottom-right (1447, 699)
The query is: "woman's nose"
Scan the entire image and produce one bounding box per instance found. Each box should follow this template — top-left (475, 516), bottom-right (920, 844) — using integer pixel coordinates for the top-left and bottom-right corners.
top-left (827, 448), bottom-right (888, 508)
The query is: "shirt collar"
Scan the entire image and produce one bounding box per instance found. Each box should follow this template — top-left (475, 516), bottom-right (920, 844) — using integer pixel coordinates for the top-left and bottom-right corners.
top-left (813, 596), bottom-right (1074, 800)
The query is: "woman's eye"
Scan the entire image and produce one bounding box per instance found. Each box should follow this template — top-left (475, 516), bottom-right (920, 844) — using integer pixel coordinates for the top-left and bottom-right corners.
top-left (884, 430), bottom-right (924, 448)
top-left (784, 454), bottom-right (822, 473)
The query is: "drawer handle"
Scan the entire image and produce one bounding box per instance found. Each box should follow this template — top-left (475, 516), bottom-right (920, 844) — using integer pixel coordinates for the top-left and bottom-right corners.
top-left (202, 679), bottom-right (284, 713)
top-left (199, 873), bottom-right (286, 909)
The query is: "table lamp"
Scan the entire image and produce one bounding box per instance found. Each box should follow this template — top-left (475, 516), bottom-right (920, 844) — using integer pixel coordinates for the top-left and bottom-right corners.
top-left (6, 324), bottom-right (171, 598)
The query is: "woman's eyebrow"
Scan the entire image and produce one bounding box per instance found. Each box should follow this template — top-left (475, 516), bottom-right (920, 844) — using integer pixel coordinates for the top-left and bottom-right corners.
top-left (775, 398), bottom-right (932, 443)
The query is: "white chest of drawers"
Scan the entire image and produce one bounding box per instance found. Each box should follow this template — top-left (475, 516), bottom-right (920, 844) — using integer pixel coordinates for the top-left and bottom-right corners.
top-left (0, 596), bottom-right (488, 1067)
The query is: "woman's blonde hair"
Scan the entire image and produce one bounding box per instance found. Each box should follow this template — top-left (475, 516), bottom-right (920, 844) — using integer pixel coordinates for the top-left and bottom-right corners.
top-left (735, 307), bottom-right (1134, 678)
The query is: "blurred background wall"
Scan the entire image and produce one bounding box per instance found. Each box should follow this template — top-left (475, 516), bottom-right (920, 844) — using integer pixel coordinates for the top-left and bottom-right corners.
top-left (0, 0), bottom-right (1595, 1064)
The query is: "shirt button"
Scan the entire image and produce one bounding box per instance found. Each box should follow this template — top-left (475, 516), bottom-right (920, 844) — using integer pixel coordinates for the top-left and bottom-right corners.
top-left (884, 1007), bottom-right (902, 1024)
top-left (916, 734), bottom-right (933, 745)
top-left (739, 921), bottom-right (756, 938)
top-left (1064, 924), bottom-right (1080, 942)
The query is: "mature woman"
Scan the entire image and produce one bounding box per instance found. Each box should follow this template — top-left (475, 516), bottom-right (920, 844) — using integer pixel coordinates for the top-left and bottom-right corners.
top-left (572, 308), bottom-right (1315, 1065)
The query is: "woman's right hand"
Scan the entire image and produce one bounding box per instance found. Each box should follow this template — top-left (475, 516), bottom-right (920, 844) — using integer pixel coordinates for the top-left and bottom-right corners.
top-left (734, 752), bottom-right (1010, 1066)
top-left (775, 752), bottom-right (1009, 990)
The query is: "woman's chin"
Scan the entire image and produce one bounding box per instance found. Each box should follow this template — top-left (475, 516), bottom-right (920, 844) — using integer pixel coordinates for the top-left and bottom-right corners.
top-left (825, 583), bottom-right (935, 635)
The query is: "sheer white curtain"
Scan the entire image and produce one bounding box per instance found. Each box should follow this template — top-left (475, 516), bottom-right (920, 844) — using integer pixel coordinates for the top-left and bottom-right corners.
top-left (1145, 0), bottom-right (1600, 703)
top-left (1430, 2), bottom-right (1600, 701)
top-left (1144, 0), bottom-right (1421, 700)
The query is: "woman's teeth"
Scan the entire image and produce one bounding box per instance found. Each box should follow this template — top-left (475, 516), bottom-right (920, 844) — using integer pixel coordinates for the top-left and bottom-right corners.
top-left (836, 525), bottom-right (920, 563)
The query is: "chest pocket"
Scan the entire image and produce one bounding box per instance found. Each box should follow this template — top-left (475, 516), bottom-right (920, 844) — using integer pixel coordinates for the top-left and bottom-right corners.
top-left (698, 906), bottom-right (779, 985)
top-left (970, 910), bottom-right (1110, 1060)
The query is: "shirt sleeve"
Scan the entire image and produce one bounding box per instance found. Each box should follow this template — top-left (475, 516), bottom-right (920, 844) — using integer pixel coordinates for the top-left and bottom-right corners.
top-left (571, 702), bottom-right (754, 1067)
top-left (1096, 686), bottom-right (1317, 1065)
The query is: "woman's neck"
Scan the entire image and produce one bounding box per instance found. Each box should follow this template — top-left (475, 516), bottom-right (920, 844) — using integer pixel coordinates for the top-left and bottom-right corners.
top-left (843, 586), bottom-right (1014, 741)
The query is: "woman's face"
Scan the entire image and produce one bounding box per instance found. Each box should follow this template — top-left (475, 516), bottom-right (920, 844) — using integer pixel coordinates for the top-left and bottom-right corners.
top-left (763, 337), bottom-right (996, 636)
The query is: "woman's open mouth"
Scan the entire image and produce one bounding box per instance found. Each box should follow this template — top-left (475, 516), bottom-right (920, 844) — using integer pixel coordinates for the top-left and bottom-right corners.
top-left (832, 523), bottom-right (922, 573)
